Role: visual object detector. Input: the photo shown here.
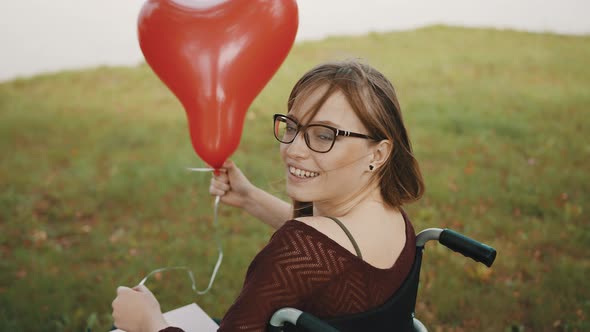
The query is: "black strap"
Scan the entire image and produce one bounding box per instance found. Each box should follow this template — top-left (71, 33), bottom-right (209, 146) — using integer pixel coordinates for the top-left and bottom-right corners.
top-left (325, 217), bottom-right (363, 259)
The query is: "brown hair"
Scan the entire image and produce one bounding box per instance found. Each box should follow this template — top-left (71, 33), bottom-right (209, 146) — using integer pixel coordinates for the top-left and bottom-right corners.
top-left (288, 59), bottom-right (424, 218)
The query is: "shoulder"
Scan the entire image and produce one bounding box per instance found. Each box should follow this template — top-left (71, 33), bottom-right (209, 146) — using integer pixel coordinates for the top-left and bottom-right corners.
top-left (294, 216), bottom-right (338, 235)
top-left (245, 218), bottom-right (355, 279)
top-left (294, 216), bottom-right (326, 229)
top-left (293, 216), bottom-right (360, 257)
top-left (261, 217), bottom-right (339, 253)
top-left (271, 217), bottom-right (344, 247)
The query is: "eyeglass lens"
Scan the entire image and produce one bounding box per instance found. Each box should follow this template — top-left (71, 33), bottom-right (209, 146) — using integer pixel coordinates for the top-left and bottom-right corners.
top-left (274, 116), bottom-right (335, 152)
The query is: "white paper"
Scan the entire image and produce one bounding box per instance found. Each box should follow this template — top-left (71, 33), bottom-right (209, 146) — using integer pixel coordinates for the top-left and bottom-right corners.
top-left (112, 303), bottom-right (219, 332)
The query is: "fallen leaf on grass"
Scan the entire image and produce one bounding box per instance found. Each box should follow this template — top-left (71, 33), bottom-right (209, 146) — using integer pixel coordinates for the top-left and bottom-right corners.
top-left (415, 300), bottom-right (436, 322)
top-left (81, 225), bottom-right (92, 233)
top-left (129, 248), bottom-right (139, 256)
top-left (513, 208), bottom-right (521, 217)
top-left (448, 180), bottom-right (459, 192)
top-left (33, 194), bottom-right (59, 219)
top-left (231, 224), bottom-right (242, 234)
top-left (462, 318), bottom-right (481, 330)
top-left (15, 269), bottom-right (27, 279)
top-left (31, 229), bottom-right (47, 245)
top-left (464, 160), bottom-right (475, 175)
top-left (55, 236), bottom-right (75, 249)
top-left (450, 219), bottom-right (464, 230)
top-left (532, 249), bottom-right (542, 261)
top-left (564, 203), bottom-right (583, 219)
top-left (464, 264), bottom-right (493, 283)
top-left (0, 245), bottom-right (12, 257)
top-left (110, 228), bottom-right (126, 244)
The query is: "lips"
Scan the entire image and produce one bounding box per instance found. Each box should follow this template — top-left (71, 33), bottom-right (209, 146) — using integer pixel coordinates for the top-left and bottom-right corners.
top-left (289, 165), bottom-right (319, 179)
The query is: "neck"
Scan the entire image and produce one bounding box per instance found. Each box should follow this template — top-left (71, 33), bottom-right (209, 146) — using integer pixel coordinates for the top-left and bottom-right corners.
top-left (313, 182), bottom-right (385, 218)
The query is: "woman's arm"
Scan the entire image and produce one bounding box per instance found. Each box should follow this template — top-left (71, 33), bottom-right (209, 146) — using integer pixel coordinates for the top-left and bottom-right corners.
top-left (241, 185), bottom-right (292, 229)
top-left (210, 160), bottom-right (291, 229)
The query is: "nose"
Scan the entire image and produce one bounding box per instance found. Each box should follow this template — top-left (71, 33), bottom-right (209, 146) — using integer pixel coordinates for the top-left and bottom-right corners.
top-left (285, 131), bottom-right (309, 159)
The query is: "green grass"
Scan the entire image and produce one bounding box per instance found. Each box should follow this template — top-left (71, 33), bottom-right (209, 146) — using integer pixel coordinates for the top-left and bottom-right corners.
top-left (1, 25), bottom-right (589, 331)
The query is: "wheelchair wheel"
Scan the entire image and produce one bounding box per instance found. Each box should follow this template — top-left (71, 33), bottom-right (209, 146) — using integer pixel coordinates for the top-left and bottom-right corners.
top-left (413, 317), bottom-right (427, 332)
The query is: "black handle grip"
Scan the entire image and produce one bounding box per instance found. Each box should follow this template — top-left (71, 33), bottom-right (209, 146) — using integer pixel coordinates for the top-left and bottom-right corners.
top-left (297, 312), bottom-right (340, 332)
top-left (439, 229), bottom-right (497, 267)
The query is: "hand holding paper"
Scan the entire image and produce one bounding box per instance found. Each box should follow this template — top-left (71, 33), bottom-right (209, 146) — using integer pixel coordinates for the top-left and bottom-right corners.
top-left (112, 303), bottom-right (218, 332)
top-left (111, 285), bottom-right (168, 332)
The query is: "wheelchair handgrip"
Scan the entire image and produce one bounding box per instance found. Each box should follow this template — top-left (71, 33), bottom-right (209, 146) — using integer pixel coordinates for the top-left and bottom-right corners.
top-left (439, 229), bottom-right (496, 267)
top-left (297, 312), bottom-right (340, 332)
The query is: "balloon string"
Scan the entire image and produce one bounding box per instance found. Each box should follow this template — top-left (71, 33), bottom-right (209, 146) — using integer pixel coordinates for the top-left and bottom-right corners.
top-left (138, 170), bottom-right (223, 295)
top-left (186, 167), bottom-right (215, 172)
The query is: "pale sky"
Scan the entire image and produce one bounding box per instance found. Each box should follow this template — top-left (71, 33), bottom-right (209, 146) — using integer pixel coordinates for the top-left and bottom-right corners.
top-left (0, 0), bottom-right (588, 81)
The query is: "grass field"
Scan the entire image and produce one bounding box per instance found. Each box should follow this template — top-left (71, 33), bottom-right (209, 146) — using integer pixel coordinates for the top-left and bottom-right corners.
top-left (0, 25), bottom-right (589, 331)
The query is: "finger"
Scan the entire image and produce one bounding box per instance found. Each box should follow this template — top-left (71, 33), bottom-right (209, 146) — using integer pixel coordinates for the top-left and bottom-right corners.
top-left (211, 176), bottom-right (229, 187)
top-left (112, 297), bottom-right (119, 310)
top-left (133, 284), bottom-right (150, 293)
top-left (211, 178), bottom-right (231, 192)
top-left (117, 286), bottom-right (131, 295)
top-left (214, 171), bottom-right (229, 183)
top-left (225, 159), bottom-right (238, 170)
top-left (111, 313), bottom-right (119, 328)
top-left (210, 187), bottom-right (226, 197)
top-left (209, 181), bottom-right (227, 195)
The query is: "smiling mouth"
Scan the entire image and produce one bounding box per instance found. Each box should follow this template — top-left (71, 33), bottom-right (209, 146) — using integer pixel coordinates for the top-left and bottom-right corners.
top-left (289, 166), bottom-right (319, 179)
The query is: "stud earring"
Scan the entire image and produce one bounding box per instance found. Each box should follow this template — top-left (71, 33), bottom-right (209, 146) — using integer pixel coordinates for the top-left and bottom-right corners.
top-left (369, 165), bottom-right (374, 171)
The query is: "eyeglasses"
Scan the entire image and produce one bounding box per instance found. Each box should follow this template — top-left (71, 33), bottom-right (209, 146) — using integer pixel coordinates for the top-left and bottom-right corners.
top-left (273, 114), bottom-right (376, 153)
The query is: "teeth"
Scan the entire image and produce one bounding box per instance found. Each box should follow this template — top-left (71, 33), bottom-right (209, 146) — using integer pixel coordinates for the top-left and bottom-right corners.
top-left (289, 166), bottom-right (319, 178)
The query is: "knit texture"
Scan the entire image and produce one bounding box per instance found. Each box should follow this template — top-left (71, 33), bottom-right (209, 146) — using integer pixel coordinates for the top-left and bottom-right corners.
top-left (217, 213), bottom-right (415, 331)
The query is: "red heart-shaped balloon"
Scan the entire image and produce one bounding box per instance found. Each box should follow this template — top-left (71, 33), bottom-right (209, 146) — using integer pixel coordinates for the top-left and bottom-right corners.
top-left (138, 0), bottom-right (298, 168)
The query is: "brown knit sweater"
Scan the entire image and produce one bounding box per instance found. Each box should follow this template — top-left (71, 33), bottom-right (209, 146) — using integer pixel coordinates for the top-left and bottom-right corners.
top-left (162, 212), bottom-right (415, 332)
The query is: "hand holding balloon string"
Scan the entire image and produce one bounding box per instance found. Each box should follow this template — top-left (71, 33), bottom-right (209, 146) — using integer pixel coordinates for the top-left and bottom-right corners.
top-left (138, 167), bottom-right (222, 295)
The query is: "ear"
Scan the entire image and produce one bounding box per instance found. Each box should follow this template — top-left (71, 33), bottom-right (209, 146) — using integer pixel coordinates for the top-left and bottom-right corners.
top-left (369, 140), bottom-right (392, 170)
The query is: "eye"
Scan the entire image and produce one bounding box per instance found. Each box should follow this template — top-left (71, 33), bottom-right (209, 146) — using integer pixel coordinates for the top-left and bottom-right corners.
top-left (316, 132), bottom-right (334, 141)
top-left (285, 124), bottom-right (297, 133)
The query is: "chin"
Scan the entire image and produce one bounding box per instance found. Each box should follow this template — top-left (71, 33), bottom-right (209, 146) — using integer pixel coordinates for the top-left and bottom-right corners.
top-left (286, 185), bottom-right (313, 202)
top-left (286, 186), bottom-right (303, 201)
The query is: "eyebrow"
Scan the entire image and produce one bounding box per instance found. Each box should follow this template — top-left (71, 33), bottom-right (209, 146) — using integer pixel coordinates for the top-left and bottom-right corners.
top-left (312, 120), bottom-right (340, 127)
top-left (288, 114), bottom-right (340, 128)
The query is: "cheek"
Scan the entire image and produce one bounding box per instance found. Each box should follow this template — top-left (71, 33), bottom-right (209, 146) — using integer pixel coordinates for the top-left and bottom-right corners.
top-left (319, 144), bottom-right (365, 172)
top-left (279, 144), bottom-right (287, 160)
top-left (319, 147), bottom-right (369, 186)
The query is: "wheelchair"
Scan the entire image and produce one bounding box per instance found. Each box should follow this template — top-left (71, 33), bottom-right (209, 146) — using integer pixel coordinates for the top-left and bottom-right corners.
top-left (268, 228), bottom-right (497, 332)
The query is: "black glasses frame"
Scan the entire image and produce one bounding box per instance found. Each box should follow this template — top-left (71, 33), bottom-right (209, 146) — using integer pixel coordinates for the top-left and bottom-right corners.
top-left (273, 114), bottom-right (376, 153)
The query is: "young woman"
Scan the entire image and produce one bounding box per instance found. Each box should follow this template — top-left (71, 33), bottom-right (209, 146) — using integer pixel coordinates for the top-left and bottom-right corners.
top-left (112, 60), bottom-right (424, 332)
